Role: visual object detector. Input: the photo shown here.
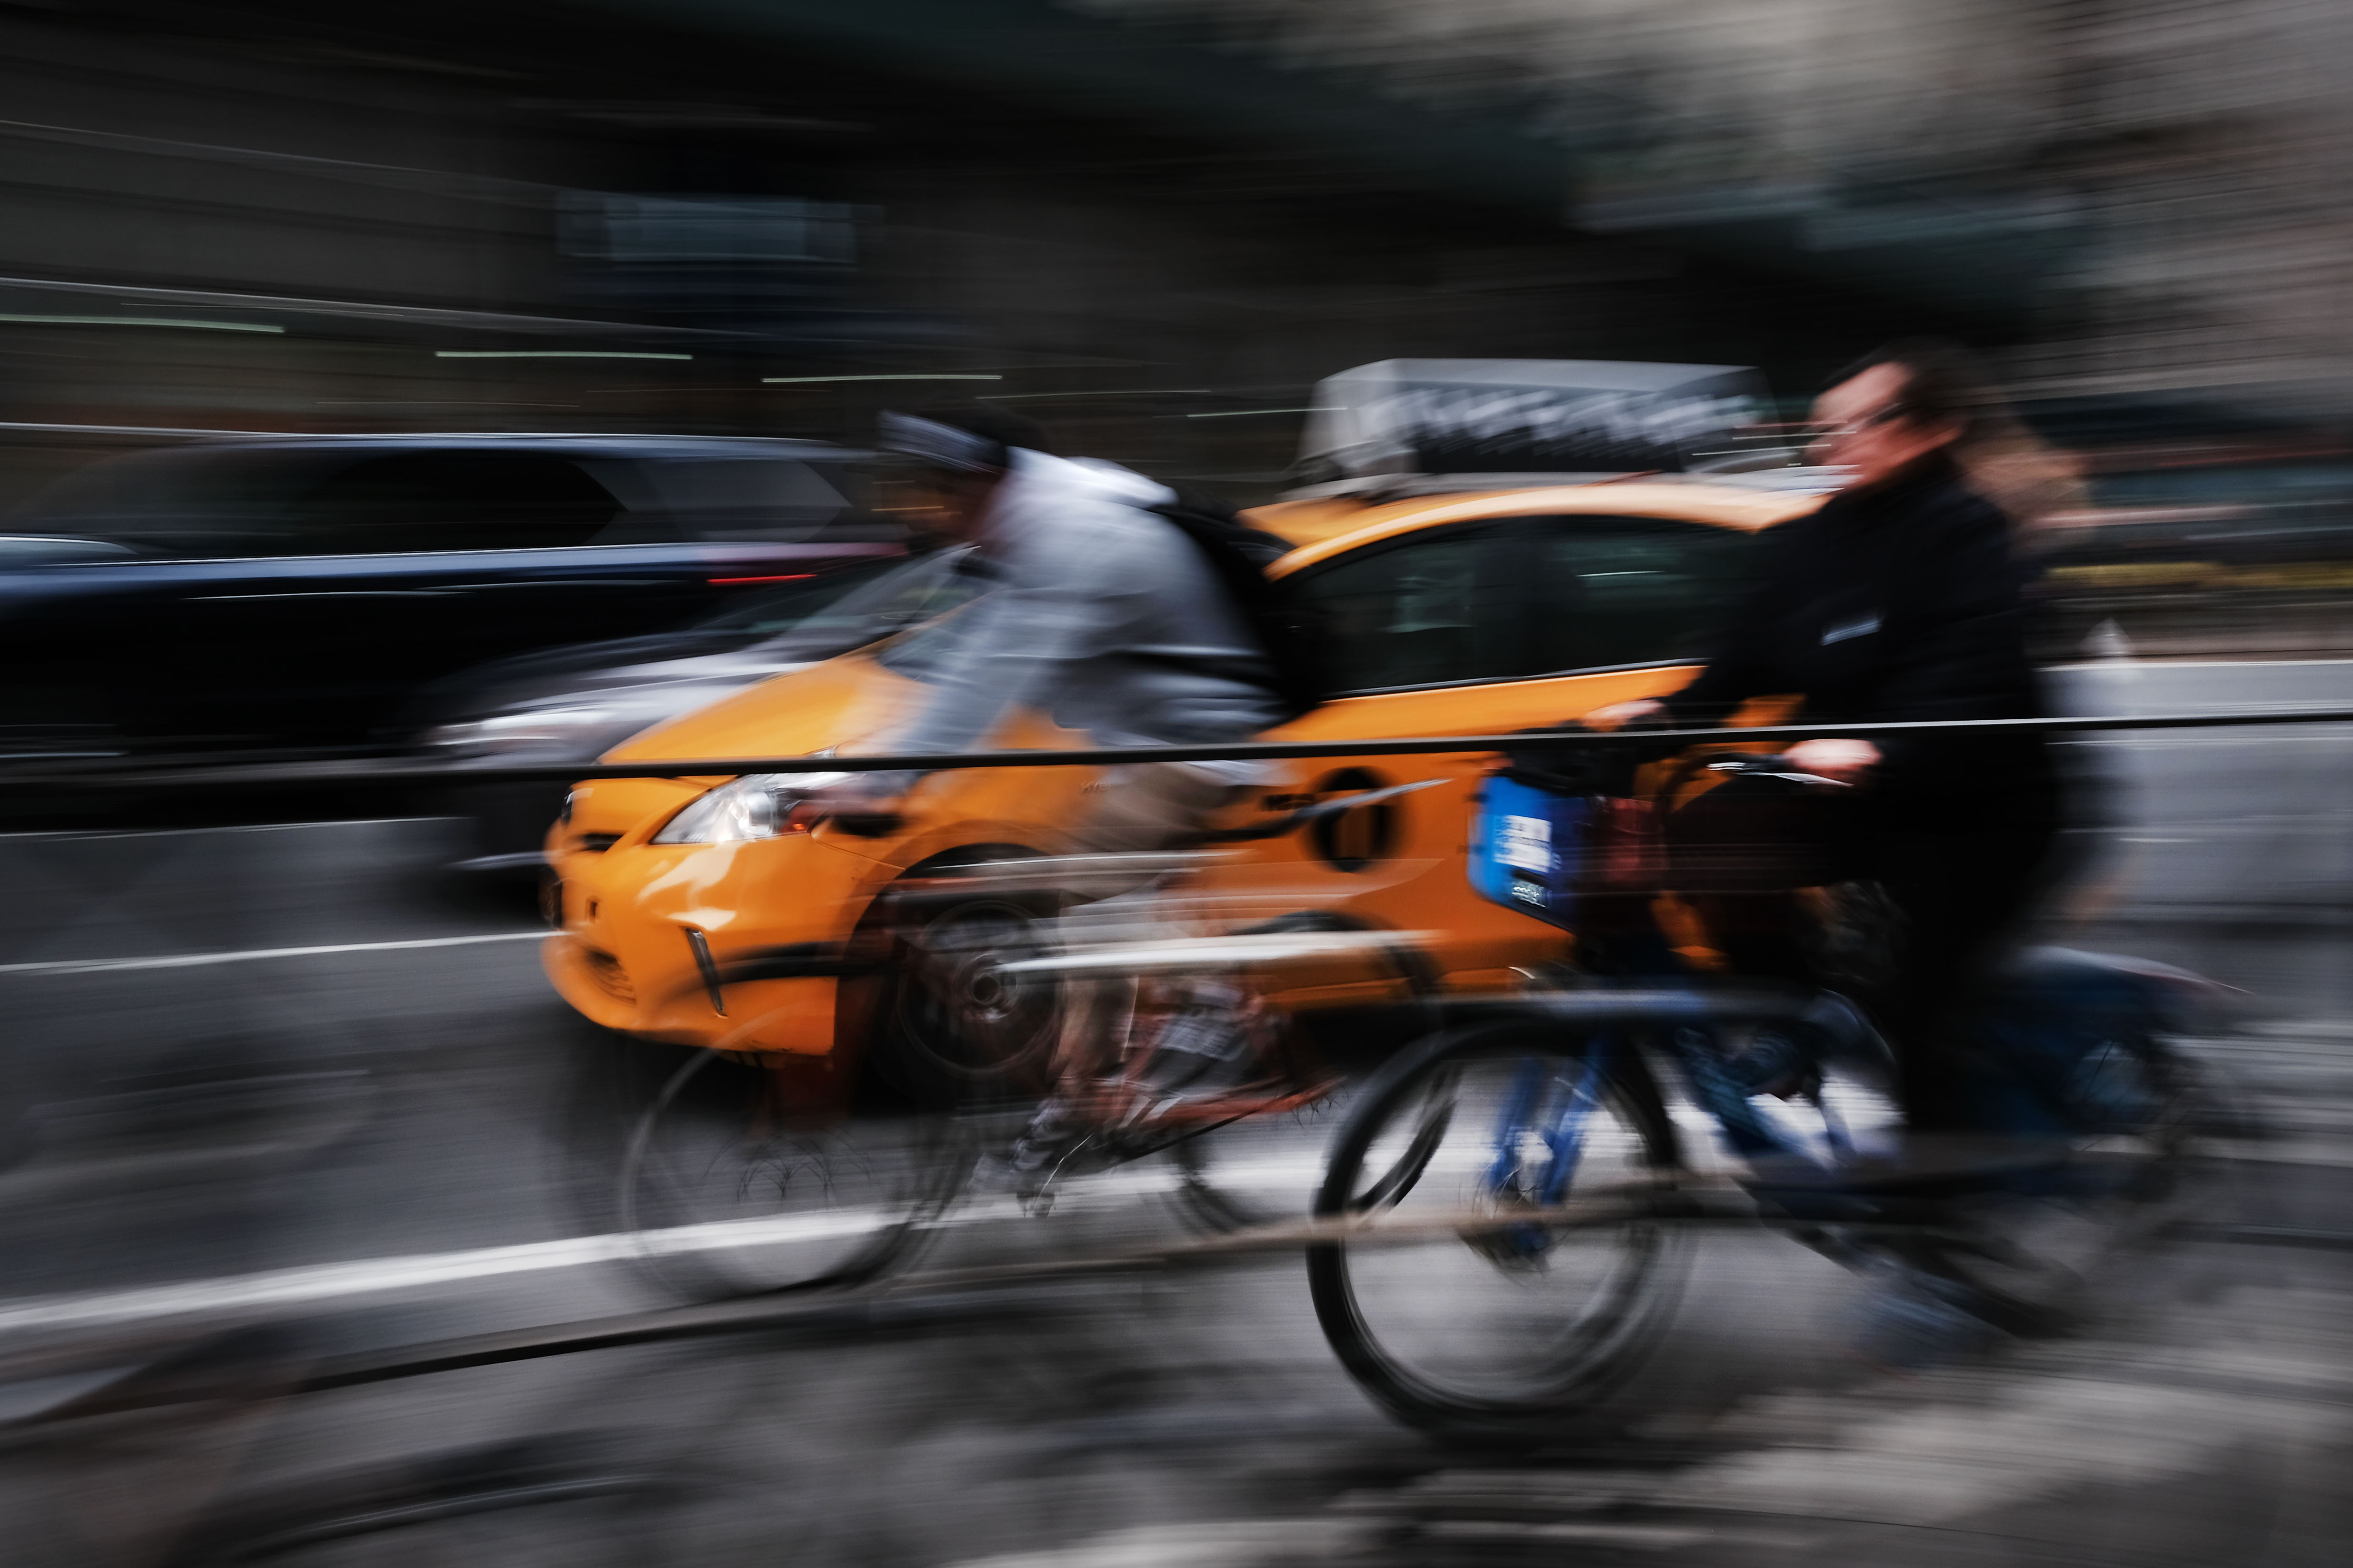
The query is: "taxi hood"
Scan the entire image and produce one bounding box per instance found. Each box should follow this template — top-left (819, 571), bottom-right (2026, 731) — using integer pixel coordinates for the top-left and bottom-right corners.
top-left (599, 647), bottom-right (890, 766)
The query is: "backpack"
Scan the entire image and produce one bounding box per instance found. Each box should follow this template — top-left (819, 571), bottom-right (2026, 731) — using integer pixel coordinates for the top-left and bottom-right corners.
top-left (1145, 493), bottom-right (1330, 722)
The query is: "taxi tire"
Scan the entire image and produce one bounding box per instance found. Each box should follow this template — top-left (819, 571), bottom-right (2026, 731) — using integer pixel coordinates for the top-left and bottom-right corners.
top-left (861, 848), bottom-right (1064, 1111)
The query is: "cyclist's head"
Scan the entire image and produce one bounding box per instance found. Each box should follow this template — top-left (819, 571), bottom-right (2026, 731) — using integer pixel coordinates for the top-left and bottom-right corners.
top-left (876, 404), bottom-right (1048, 544)
top-left (1810, 339), bottom-right (2009, 493)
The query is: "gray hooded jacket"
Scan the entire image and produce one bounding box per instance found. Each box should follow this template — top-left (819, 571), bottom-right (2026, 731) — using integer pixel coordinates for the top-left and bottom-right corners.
top-left (879, 449), bottom-right (1285, 761)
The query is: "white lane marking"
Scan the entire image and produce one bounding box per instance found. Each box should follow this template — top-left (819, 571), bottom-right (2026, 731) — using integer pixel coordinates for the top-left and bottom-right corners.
top-left (0, 931), bottom-right (546, 975)
top-left (2094, 734), bottom-right (2353, 748)
top-left (0, 1152), bottom-right (1338, 1335)
top-left (3, 1136), bottom-right (2346, 1335)
top-left (2050, 657), bottom-right (2353, 670)
top-left (947, 1521), bottom-right (1385, 1568)
top-left (0, 1208), bottom-right (899, 1333)
top-left (1427, 1521), bottom-right (1807, 1550)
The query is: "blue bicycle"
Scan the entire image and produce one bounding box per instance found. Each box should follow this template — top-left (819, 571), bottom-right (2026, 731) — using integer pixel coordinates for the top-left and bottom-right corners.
top-left (1306, 753), bottom-right (2223, 1439)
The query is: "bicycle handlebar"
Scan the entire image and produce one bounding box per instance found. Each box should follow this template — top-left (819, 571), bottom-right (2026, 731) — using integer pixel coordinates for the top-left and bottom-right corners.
top-left (1700, 753), bottom-right (1853, 788)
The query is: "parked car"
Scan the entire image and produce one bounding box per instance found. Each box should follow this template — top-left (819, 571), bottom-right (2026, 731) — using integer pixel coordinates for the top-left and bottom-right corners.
top-left (0, 434), bottom-right (900, 760)
top-left (543, 361), bottom-right (1826, 1079)
top-left (412, 546), bottom-right (982, 872)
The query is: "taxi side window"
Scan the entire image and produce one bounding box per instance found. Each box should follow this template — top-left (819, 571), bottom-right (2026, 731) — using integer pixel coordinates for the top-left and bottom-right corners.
top-left (1517, 515), bottom-right (1758, 675)
top-left (1290, 528), bottom-right (1518, 694)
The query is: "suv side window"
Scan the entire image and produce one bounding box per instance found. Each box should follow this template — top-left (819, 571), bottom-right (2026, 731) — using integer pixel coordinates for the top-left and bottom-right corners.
top-left (1290, 527), bottom-right (1520, 694)
top-left (598, 458), bottom-right (867, 544)
top-left (1517, 514), bottom-right (1758, 675)
top-left (292, 451), bottom-right (623, 554)
top-left (9, 448), bottom-right (331, 557)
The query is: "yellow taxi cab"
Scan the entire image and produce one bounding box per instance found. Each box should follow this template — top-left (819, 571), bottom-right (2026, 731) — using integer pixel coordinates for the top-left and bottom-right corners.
top-left (543, 360), bottom-right (1827, 1091)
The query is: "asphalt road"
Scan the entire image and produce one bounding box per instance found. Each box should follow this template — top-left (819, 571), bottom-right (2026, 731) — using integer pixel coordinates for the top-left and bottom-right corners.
top-left (0, 659), bottom-right (2344, 1567)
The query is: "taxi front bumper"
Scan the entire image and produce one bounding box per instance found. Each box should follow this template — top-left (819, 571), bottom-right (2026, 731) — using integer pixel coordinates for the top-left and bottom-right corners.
top-left (542, 831), bottom-right (887, 1055)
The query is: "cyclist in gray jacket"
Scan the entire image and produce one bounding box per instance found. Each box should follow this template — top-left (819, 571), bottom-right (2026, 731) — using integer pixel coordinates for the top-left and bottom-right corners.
top-left (806, 405), bottom-right (1285, 850)
top-left (808, 406), bottom-right (1289, 1184)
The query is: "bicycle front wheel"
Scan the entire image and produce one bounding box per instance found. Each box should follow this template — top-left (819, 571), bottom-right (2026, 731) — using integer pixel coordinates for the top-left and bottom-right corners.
top-left (618, 1048), bottom-right (968, 1299)
top-left (1306, 1017), bottom-right (1688, 1437)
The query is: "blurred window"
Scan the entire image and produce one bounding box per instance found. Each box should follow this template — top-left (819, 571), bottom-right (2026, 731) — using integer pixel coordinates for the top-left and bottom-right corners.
top-left (7, 447), bottom-right (338, 557)
top-left (700, 547), bottom-right (978, 640)
top-left (291, 451), bottom-right (623, 554)
top-left (560, 195), bottom-right (858, 268)
top-left (2089, 462), bottom-right (2353, 507)
top-left (0, 536), bottom-right (138, 565)
top-left (587, 457), bottom-right (867, 544)
top-left (1515, 515), bottom-right (1759, 675)
top-left (1291, 527), bottom-right (1519, 693)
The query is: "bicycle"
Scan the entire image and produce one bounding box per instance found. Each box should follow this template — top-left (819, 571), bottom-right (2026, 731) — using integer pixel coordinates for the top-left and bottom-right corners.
top-left (587, 786), bottom-right (1444, 1301)
top-left (1306, 750), bottom-right (2229, 1439)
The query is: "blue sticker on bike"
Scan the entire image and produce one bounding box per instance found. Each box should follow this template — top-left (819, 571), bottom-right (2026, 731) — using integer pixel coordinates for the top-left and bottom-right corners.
top-left (1466, 772), bottom-right (1590, 929)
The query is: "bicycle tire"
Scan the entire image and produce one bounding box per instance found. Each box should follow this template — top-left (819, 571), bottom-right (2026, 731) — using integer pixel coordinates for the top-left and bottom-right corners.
top-left (1306, 1015), bottom-right (1688, 1438)
top-left (1163, 913), bottom-right (1440, 1236)
top-left (1163, 1090), bottom-right (1350, 1236)
top-left (1900, 1030), bottom-right (2225, 1336)
top-left (615, 1046), bottom-right (968, 1300)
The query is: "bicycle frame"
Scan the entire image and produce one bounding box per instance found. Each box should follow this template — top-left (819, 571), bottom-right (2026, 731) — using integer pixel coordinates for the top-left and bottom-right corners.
top-left (1486, 1039), bottom-right (1614, 1207)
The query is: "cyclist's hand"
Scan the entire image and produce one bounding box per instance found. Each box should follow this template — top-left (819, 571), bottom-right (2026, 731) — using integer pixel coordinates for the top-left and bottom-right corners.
top-left (1583, 698), bottom-right (1667, 733)
top-left (1784, 738), bottom-right (1881, 785)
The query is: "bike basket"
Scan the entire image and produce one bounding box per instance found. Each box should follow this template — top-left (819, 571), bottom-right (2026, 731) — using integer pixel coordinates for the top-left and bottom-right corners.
top-left (1466, 771), bottom-right (1591, 929)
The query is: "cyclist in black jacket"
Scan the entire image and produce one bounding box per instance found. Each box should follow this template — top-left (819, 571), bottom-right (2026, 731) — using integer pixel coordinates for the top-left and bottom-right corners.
top-left (1588, 341), bottom-right (2063, 1132)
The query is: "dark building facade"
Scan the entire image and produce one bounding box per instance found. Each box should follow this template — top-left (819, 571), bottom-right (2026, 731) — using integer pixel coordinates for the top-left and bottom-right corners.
top-left (0, 1), bottom-right (1972, 508)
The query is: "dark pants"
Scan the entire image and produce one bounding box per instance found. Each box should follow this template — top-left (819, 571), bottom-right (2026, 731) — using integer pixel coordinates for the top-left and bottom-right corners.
top-left (1664, 774), bottom-right (2059, 1131)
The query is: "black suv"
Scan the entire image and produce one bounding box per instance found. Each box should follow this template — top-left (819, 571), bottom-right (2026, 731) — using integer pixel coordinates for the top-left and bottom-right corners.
top-left (0, 435), bottom-right (898, 759)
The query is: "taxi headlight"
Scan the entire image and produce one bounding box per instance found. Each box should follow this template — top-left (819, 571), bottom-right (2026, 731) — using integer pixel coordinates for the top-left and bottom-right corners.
top-left (650, 771), bottom-right (851, 845)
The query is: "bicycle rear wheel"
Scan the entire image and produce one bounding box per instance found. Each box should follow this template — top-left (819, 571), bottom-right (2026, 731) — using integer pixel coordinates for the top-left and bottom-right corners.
top-left (1162, 913), bottom-right (1440, 1235)
top-left (1898, 1032), bottom-right (2222, 1335)
top-left (1306, 1017), bottom-right (1687, 1438)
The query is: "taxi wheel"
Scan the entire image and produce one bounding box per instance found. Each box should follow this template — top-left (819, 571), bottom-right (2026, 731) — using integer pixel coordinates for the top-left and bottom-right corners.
top-left (867, 887), bottom-right (1063, 1111)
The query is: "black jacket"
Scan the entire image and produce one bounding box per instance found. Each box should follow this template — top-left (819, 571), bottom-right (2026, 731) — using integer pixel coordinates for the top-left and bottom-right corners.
top-left (1657, 454), bottom-right (2056, 824)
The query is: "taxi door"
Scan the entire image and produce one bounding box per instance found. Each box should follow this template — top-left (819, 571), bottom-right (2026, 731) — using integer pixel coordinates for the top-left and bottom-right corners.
top-left (1216, 509), bottom-right (1764, 995)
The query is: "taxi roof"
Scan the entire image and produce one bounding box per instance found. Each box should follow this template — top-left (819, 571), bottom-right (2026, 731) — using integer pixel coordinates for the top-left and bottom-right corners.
top-left (1248, 475), bottom-right (1826, 576)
